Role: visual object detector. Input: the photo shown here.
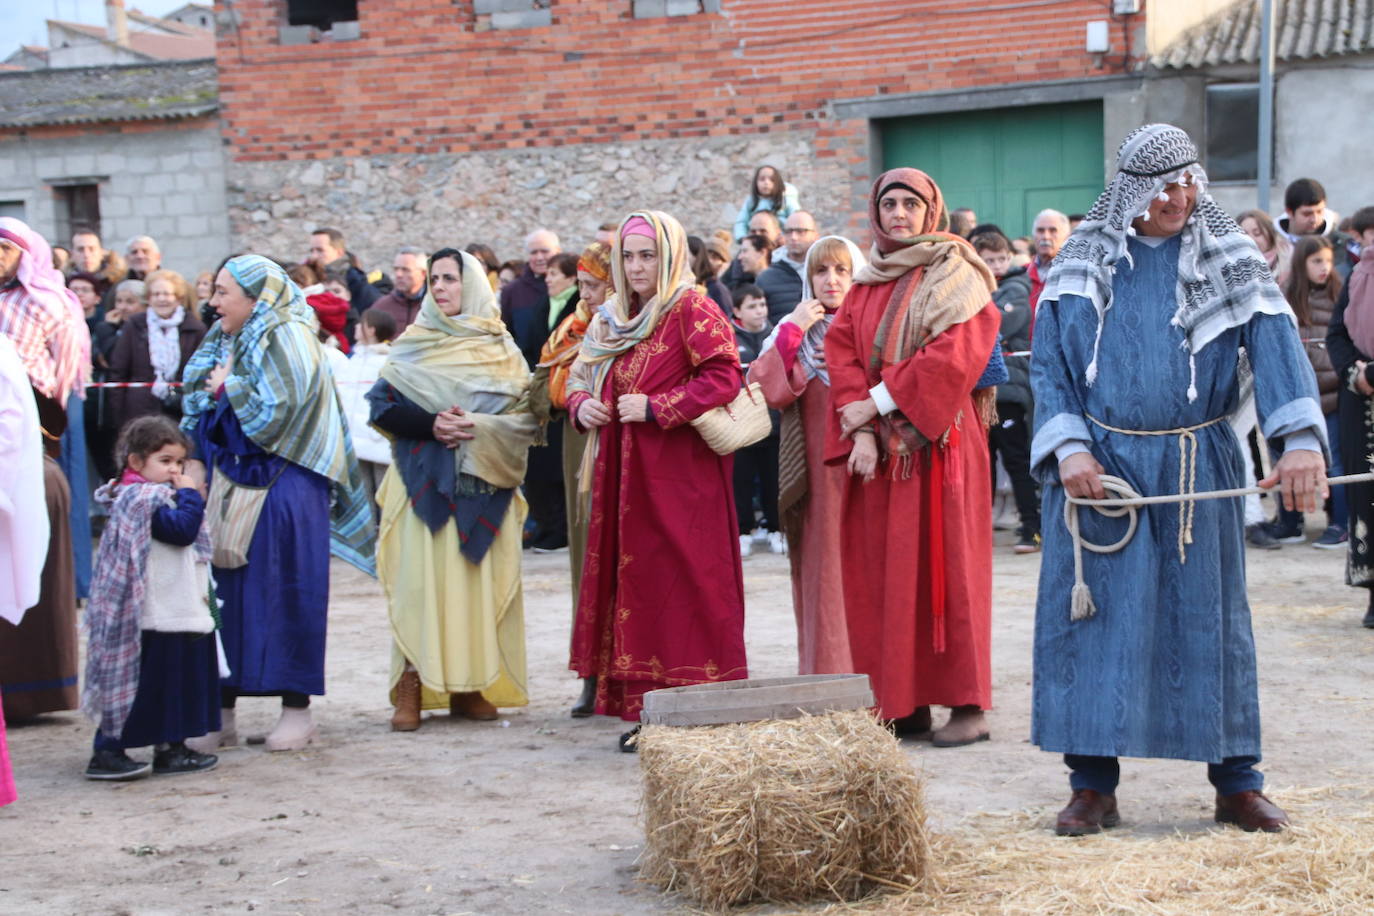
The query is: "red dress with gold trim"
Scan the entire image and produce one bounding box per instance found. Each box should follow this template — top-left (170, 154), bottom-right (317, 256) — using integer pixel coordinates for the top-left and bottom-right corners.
top-left (567, 289), bottom-right (748, 721)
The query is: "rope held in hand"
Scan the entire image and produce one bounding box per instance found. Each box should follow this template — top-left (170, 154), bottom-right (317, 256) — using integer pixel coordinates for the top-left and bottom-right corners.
top-left (1065, 471), bottom-right (1374, 622)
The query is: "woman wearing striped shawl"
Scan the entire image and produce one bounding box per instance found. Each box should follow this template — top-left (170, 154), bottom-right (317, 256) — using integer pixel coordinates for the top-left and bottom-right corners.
top-left (181, 255), bottom-right (374, 753)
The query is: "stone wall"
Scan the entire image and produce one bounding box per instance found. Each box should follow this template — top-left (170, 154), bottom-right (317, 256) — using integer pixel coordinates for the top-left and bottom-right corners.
top-left (227, 128), bottom-right (868, 271)
top-left (0, 118), bottom-right (231, 276)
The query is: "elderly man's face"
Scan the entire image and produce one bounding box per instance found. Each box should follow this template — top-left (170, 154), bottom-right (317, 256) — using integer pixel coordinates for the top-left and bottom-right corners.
top-left (127, 239), bottom-right (160, 274)
top-left (1032, 215), bottom-right (1067, 261)
top-left (1135, 181), bottom-right (1199, 238)
top-left (526, 232), bottom-right (558, 276)
top-left (392, 253), bottom-right (426, 297)
top-left (0, 240), bottom-right (21, 283)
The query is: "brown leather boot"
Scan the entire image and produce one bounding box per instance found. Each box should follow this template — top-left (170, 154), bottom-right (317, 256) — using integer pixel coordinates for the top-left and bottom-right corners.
top-left (390, 670), bottom-right (421, 732)
top-left (1215, 790), bottom-right (1288, 832)
top-left (450, 691), bottom-right (498, 721)
top-left (1055, 789), bottom-right (1120, 836)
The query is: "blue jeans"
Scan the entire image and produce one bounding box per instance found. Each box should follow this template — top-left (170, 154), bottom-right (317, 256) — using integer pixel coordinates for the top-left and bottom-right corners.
top-left (1065, 754), bottom-right (1264, 796)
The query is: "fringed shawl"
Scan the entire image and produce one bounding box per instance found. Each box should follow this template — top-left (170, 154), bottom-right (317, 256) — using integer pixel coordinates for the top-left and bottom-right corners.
top-left (0, 217), bottom-right (90, 407)
top-left (856, 169), bottom-right (997, 457)
top-left (180, 255), bottom-right (376, 574)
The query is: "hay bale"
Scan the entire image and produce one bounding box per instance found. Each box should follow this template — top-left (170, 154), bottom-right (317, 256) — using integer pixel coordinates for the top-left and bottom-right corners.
top-left (638, 708), bottom-right (928, 910)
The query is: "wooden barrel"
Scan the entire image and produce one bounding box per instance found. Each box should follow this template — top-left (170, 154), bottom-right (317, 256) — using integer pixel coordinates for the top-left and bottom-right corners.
top-left (640, 674), bottom-right (874, 727)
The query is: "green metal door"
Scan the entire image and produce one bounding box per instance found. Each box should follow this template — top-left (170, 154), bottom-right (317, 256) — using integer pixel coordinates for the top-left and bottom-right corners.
top-left (879, 101), bottom-right (1104, 238)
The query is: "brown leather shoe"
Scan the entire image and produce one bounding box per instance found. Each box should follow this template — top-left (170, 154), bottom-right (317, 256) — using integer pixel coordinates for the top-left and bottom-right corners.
top-left (1215, 790), bottom-right (1289, 832)
top-left (390, 670), bottom-right (421, 732)
top-left (1055, 789), bottom-right (1120, 836)
top-left (450, 691), bottom-right (499, 721)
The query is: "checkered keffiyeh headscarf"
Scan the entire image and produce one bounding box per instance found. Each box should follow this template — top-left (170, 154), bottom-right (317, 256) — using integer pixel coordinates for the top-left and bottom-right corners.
top-left (1039, 123), bottom-right (1292, 401)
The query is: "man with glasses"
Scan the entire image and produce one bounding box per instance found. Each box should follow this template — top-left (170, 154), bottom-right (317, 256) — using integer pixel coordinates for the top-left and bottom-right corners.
top-left (757, 210), bottom-right (819, 324)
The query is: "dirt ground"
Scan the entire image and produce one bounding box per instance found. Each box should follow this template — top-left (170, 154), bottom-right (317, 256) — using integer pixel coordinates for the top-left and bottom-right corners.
top-left (3, 512), bottom-right (1372, 915)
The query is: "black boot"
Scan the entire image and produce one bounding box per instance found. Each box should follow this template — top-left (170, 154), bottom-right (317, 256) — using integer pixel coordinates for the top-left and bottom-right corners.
top-left (570, 676), bottom-right (597, 718)
top-left (1364, 593), bottom-right (1374, 629)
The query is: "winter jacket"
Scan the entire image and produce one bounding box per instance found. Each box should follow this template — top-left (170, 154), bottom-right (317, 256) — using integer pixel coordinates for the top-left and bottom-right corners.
top-left (499, 265), bottom-right (551, 369)
top-left (756, 260), bottom-right (804, 326)
top-left (335, 343), bottom-right (393, 465)
top-left (107, 310), bottom-right (208, 431)
top-left (1296, 286), bottom-right (1340, 414)
top-left (732, 319), bottom-right (781, 437)
top-left (367, 287), bottom-right (426, 334)
top-left (992, 267), bottom-right (1034, 410)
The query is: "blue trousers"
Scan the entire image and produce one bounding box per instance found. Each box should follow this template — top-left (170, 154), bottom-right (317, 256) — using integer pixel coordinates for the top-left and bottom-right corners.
top-left (1066, 754), bottom-right (1264, 796)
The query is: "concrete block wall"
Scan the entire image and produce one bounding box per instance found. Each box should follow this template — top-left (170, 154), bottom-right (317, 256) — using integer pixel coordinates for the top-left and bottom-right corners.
top-left (0, 118), bottom-right (232, 276)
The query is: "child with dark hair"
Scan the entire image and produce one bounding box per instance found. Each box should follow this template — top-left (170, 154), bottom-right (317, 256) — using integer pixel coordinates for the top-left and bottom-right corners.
top-left (732, 164), bottom-right (801, 241)
top-left (730, 286), bottom-right (783, 555)
top-left (83, 415), bottom-right (221, 781)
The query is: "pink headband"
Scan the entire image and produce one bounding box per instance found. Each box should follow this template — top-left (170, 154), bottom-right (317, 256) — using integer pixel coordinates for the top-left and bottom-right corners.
top-left (621, 216), bottom-right (656, 241)
top-left (0, 228), bottom-right (30, 252)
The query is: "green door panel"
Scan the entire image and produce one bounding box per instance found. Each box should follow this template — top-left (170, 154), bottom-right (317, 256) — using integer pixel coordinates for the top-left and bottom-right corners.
top-left (880, 101), bottom-right (1104, 238)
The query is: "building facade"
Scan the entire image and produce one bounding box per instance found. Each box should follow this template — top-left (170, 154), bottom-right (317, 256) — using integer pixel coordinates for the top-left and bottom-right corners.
top-left (0, 61), bottom-right (230, 275)
top-left (216, 0), bottom-right (1238, 267)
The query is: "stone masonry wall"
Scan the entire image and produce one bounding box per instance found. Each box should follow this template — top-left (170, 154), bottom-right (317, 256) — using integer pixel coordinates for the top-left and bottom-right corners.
top-left (227, 128), bottom-right (868, 272)
top-left (0, 118), bottom-right (231, 276)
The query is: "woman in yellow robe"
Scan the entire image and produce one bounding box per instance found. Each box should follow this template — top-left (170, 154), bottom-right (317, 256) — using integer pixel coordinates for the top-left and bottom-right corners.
top-left (368, 248), bottom-right (540, 730)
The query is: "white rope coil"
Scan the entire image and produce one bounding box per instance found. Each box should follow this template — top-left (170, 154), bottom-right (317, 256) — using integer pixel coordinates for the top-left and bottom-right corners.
top-left (1064, 471), bottom-right (1374, 621)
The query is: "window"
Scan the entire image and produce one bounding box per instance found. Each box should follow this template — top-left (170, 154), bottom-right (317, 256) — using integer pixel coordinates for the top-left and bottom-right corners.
top-left (51, 182), bottom-right (101, 246)
top-left (280, 0), bottom-right (360, 43)
top-left (1205, 83), bottom-right (1260, 182)
top-left (0, 201), bottom-right (24, 221)
top-left (474, 0), bottom-right (551, 31)
top-left (286, 0), bottom-right (357, 28)
top-left (632, 0), bottom-right (720, 17)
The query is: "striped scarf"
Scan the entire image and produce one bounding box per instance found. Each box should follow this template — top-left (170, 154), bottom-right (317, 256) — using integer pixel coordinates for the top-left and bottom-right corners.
top-left (181, 255), bottom-right (376, 574)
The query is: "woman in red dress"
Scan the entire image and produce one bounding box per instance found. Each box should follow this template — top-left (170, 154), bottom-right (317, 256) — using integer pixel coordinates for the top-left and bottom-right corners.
top-left (566, 211), bottom-right (748, 750)
top-left (824, 169), bottom-right (1000, 747)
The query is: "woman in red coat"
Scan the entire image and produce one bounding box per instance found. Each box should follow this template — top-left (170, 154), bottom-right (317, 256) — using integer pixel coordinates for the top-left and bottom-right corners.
top-left (566, 211), bottom-right (748, 751)
top-left (824, 169), bottom-right (999, 747)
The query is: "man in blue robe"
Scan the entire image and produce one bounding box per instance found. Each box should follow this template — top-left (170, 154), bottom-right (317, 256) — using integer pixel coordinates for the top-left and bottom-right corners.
top-left (1030, 124), bottom-right (1328, 836)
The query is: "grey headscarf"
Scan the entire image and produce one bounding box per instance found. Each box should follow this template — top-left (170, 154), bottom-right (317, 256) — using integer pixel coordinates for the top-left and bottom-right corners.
top-left (1039, 123), bottom-right (1292, 401)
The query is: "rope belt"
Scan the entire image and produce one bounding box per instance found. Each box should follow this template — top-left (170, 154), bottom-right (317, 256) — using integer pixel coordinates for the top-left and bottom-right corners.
top-left (1064, 412), bottom-right (1374, 621)
top-left (1085, 413), bottom-right (1227, 565)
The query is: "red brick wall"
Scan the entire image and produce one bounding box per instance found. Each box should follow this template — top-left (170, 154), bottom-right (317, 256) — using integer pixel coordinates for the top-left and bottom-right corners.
top-left (217, 0), bottom-right (1124, 162)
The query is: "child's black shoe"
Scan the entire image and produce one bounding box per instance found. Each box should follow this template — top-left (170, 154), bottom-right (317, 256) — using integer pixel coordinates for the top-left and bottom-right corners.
top-left (153, 742), bottom-right (218, 775)
top-left (85, 749), bottom-right (153, 781)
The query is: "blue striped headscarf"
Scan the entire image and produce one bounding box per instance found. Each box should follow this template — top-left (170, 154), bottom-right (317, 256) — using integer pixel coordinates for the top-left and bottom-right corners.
top-left (181, 255), bottom-right (376, 574)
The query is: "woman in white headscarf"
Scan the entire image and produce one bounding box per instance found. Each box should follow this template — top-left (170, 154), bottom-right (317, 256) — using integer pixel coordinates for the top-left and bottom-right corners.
top-left (748, 236), bottom-right (865, 676)
top-left (369, 248), bottom-right (540, 732)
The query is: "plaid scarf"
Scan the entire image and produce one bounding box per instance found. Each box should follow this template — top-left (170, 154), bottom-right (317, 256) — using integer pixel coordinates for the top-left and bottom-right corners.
top-left (181, 255), bottom-right (375, 574)
top-left (82, 480), bottom-right (211, 738)
top-left (1040, 123), bottom-right (1293, 401)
